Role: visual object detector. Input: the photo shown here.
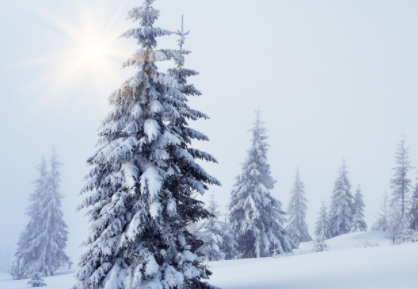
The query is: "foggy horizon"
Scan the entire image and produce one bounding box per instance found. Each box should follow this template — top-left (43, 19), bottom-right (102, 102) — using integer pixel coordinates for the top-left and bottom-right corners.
top-left (2, 0), bottom-right (418, 273)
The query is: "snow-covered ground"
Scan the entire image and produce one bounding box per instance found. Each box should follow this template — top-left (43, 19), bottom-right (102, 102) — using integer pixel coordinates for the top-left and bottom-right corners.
top-left (210, 232), bottom-right (417, 289)
top-left (0, 270), bottom-right (75, 289)
top-left (1, 232), bottom-right (416, 289)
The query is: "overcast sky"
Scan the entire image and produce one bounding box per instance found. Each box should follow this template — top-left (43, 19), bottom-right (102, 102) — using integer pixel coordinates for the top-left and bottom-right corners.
top-left (1, 0), bottom-right (418, 265)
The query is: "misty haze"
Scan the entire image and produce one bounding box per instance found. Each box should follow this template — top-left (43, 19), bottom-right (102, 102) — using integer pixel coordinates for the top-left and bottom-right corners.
top-left (1, 1), bottom-right (418, 289)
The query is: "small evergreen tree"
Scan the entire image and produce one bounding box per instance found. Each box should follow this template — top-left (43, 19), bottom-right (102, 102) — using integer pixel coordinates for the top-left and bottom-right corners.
top-left (197, 195), bottom-right (237, 261)
top-left (409, 185), bottom-right (418, 232)
top-left (27, 272), bottom-right (47, 287)
top-left (271, 242), bottom-right (280, 258)
top-left (73, 1), bottom-right (220, 288)
top-left (315, 200), bottom-right (331, 240)
top-left (395, 216), bottom-right (413, 244)
top-left (219, 221), bottom-right (239, 260)
top-left (219, 207), bottom-right (238, 260)
top-left (286, 168), bottom-right (312, 245)
top-left (329, 160), bottom-right (354, 237)
top-left (11, 151), bottom-right (69, 280)
top-left (351, 185), bottom-right (367, 232)
top-left (229, 110), bottom-right (295, 259)
top-left (197, 195), bottom-right (224, 261)
top-left (388, 136), bottom-right (413, 243)
top-left (312, 219), bottom-right (329, 253)
top-left (372, 190), bottom-right (389, 232)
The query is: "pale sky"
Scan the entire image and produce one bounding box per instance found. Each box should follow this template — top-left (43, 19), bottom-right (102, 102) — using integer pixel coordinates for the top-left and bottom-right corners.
top-left (1, 0), bottom-right (418, 265)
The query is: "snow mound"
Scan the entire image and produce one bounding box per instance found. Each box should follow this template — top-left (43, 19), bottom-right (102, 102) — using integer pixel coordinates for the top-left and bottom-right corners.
top-left (299, 231), bottom-right (389, 253)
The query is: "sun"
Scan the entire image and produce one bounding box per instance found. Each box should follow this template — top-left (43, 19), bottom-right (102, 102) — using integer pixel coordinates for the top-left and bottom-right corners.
top-left (87, 43), bottom-right (103, 57)
top-left (16, 0), bottom-right (135, 114)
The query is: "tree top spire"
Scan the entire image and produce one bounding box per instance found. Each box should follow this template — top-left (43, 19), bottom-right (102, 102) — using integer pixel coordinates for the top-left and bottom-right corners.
top-left (175, 15), bottom-right (190, 51)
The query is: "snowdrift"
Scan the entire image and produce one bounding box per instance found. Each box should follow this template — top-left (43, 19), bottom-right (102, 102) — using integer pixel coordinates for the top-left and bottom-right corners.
top-left (298, 230), bottom-right (390, 253)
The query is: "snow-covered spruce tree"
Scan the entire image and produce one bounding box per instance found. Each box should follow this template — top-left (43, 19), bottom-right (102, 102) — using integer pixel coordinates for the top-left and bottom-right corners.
top-left (219, 218), bottom-right (239, 260)
top-left (196, 195), bottom-right (237, 261)
top-left (216, 206), bottom-right (239, 260)
top-left (11, 152), bottom-right (69, 280)
top-left (73, 2), bottom-right (220, 289)
top-left (388, 136), bottom-right (413, 243)
top-left (351, 185), bottom-right (367, 232)
top-left (46, 148), bottom-right (70, 269)
top-left (410, 185), bottom-right (418, 231)
top-left (372, 190), bottom-right (389, 232)
top-left (329, 160), bottom-right (354, 237)
top-left (11, 158), bottom-right (49, 280)
top-left (395, 216), bottom-right (413, 244)
top-left (27, 272), bottom-right (47, 287)
top-left (314, 200), bottom-right (331, 240)
top-left (229, 111), bottom-right (295, 259)
top-left (312, 222), bottom-right (329, 253)
top-left (196, 195), bottom-right (224, 261)
top-left (286, 168), bottom-right (312, 245)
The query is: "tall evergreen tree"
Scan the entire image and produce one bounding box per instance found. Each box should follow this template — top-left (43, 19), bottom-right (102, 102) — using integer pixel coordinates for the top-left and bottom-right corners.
top-left (351, 185), bottom-right (367, 232)
top-left (315, 200), bottom-right (331, 240)
top-left (229, 111), bottom-right (294, 259)
top-left (196, 195), bottom-right (238, 261)
top-left (12, 151), bottom-right (69, 280)
top-left (286, 168), bottom-right (312, 245)
top-left (372, 189), bottom-right (389, 232)
top-left (410, 185), bottom-right (418, 231)
top-left (73, 2), bottom-right (220, 288)
top-left (388, 136), bottom-right (413, 242)
top-left (45, 149), bottom-right (70, 270)
top-left (329, 160), bottom-right (354, 237)
top-left (12, 158), bottom-right (48, 280)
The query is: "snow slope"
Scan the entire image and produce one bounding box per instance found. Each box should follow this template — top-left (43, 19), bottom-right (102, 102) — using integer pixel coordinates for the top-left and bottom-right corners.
top-left (210, 232), bottom-right (416, 289)
top-left (0, 232), bottom-right (416, 289)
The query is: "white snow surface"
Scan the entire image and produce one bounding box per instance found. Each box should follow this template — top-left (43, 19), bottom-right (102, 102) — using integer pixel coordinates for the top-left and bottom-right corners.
top-left (298, 231), bottom-right (389, 252)
top-left (1, 232), bottom-right (417, 289)
top-left (0, 270), bottom-right (75, 289)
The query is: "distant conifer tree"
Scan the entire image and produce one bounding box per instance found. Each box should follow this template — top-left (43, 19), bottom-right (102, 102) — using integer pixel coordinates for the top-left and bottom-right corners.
top-left (229, 110), bottom-right (295, 258)
top-left (286, 168), bottom-right (312, 245)
top-left (351, 185), bottom-right (367, 232)
top-left (12, 150), bottom-right (69, 279)
top-left (388, 136), bottom-right (413, 243)
top-left (372, 190), bottom-right (389, 232)
top-left (329, 160), bottom-right (354, 237)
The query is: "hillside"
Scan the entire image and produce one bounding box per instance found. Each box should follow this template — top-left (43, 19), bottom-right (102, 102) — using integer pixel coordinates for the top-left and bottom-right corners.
top-left (1, 232), bottom-right (416, 289)
top-left (209, 231), bottom-right (416, 289)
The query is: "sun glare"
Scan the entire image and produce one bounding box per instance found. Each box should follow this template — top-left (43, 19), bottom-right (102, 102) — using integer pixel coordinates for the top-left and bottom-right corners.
top-left (15, 1), bottom-right (135, 115)
top-left (87, 43), bottom-right (102, 57)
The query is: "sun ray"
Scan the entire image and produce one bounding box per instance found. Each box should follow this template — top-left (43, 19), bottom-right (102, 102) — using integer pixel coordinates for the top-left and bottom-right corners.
top-left (11, 0), bottom-right (134, 117)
